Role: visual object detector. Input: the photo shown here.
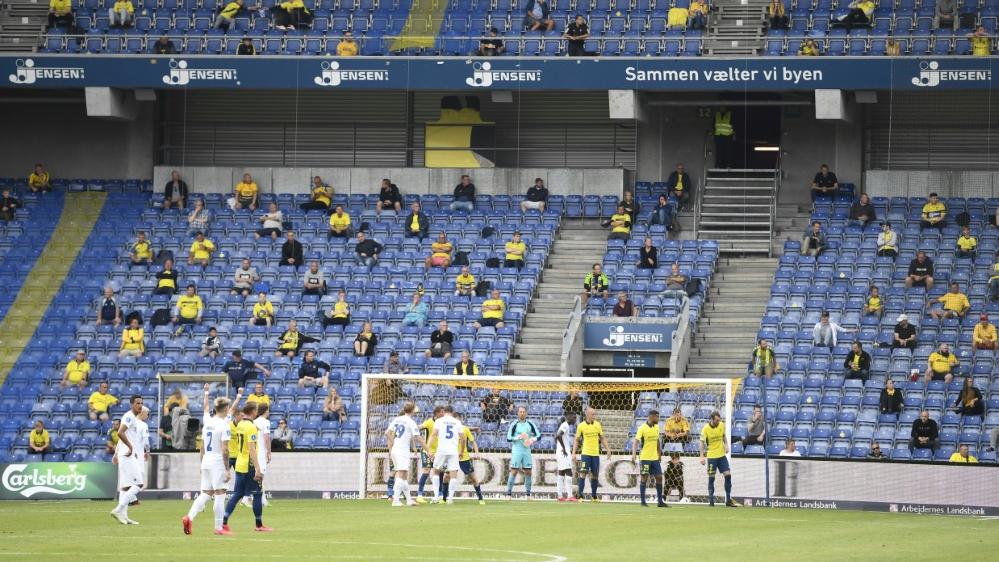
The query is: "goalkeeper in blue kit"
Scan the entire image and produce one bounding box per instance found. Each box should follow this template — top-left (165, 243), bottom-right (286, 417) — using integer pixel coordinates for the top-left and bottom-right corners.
top-left (506, 406), bottom-right (540, 499)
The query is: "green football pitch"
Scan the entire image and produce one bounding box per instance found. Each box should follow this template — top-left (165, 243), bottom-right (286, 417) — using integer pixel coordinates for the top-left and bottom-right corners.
top-left (0, 499), bottom-right (995, 561)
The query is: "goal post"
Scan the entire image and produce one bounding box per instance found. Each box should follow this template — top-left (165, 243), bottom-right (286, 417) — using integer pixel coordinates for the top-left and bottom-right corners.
top-left (359, 374), bottom-right (735, 502)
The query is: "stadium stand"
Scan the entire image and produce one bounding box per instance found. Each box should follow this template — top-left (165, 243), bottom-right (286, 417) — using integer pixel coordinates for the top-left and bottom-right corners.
top-left (0, 189), bottom-right (65, 323)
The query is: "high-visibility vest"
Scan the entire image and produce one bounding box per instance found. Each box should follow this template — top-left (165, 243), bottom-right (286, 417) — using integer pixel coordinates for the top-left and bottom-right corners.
top-left (715, 111), bottom-right (733, 137)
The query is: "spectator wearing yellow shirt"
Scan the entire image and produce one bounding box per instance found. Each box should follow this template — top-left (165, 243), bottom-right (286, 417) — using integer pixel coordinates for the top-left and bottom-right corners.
top-left (924, 343), bottom-right (958, 384)
top-left (687, 0), bottom-right (707, 29)
top-left (956, 225), bottom-right (977, 259)
top-left (405, 202), bottom-right (430, 241)
top-left (246, 382), bottom-right (271, 407)
top-left (799, 38), bottom-right (820, 56)
top-left (336, 30), bottom-right (359, 56)
top-left (109, 0), bottom-right (134, 27)
top-left (973, 314), bottom-right (997, 352)
top-left (61, 350), bottom-right (91, 388)
top-left (663, 408), bottom-right (691, 443)
top-left (920, 192), bottom-right (946, 230)
top-left (425, 232), bottom-right (454, 269)
top-left (234, 173), bottom-right (258, 211)
top-left (607, 204), bottom-right (632, 240)
top-left (454, 265), bottom-right (476, 297)
top-left (503, 231), bottom-right (526, 270)
top-left (48, 0), bottom-right (74, 29)
top-left (949, 443), bottom-right (978, 463)
top-left (453, 350), bottom-right (480, 376)
top-left (322, 290), bottom-right (351, 328)
top-left (929, 282), bottom-right (969, 320)
top-left (990, 251), bottom-right (999, 302)
top-left (836, 0), bottom-right (874, 29)
top-left (300, 176), bottom-right (333, 212)
top-left (106, 418), bottom-right (121, 454)
top-left (156, 258), bottom-right (179, 295)
top-left (214, 0), bottom-right (244, 30)
top-left (864, 286), bottom-right (882, 317)
top-left (250, 291), bottom-right (275, 328)
top-left (273, 0), bottom-right (309, 30)
top-left (188, 231), bottom-right (216, 267)
top-left (970, 25), bottom-right (992, 57)
top-left (768, 0), bottom-right (788, 29)
top-left (473, 289), bottom-right (506, 330)
top-left (88, 382), bottom-right (118, 421)
top-left (119, 317), bottom-right (145, 357)
top-left (163, 388), bottom-right (189, 415)
top-left (885, 37), bottom-right (901, 56)
top-left (29, 420), bottom-right (51, 455)
top-left (28, 163), bottom-right (51, 193)
top-left (172, 283), bottom-right (204, 336)
top-left (130, 231), bottom-right (153, 266)
top-left (328, 205), bottom-right (353, 239)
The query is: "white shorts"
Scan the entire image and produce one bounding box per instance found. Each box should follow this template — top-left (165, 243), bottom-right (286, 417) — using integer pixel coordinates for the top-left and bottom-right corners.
top-left (556, 453), bottom-right (573, 472)
top-left (200, 466), bottom-right (228, 490)
top-left (433, 453), bottom-right (459, 472)
top-left (391, 450), bottom-right (412, 472)
top-left (118, 456), bottom-right (145, 488)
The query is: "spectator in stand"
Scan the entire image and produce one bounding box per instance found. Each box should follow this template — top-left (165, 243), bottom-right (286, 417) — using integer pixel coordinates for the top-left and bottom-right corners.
top-left (481, 388), bottom-right (514, 423)
top-left (649, 194), bottom-right (672, 227)
top-left (273, 0), bottom-right (310, 31)
top-left (479, 27), bottom-right (505, 56)
top-left (61, 350), bottom-right (91, 388)
top-left (929, 282), bottom-right (970, 320)
top-left (88, 382), bottom-right (117, 422)
top-left (425, 320), bottom-right (455, 360)
top-left (925, 343), bottom-right (959, 384)
top-left (934, 0), bottom-right (959, 30)
top-left (812, 311), bottom-right (854, 348)
top-left (108, 0), bottom-right (134, 26)
top-left (810, 165), bottom-right (838, 201)
top-left (666, 262), bottom-right (688, 291)
top-left (949, 443), bottom-right (978, 463)
top-left (970, 25), bottom-right (992, 56)
top-left (163, 388), bottom-right (191, 449)
top-left (637, 238), bottom-right (658, 270)
top-left (564, 14), bottom-right (590, 56)
top-left (953, 376), bottom-right (985, 417)
top-left (199, 326), bottom-right (222, 358)
top-left (322, 290), bottom-right (350, 328)
top-left (353, 321), bottom-right (378, 357)
top-left (297, 350), bottom-right (330, 389)
top-left (29, 420), bottom-right (51, 456)
top-left (236, 36), bottom-right (256, 55)
top-left (276, 319), bottom-right (319, 357)
top-left (187, 198), bottom-right (210, 236)
top-left (504, 231), bottom-right (526, 270)
top-left (800, 39), bottom-right (821, 55)
top-left (991, 251), bottom-right (999, 302)
top-left (848, 193), bottom-right (876, 228)
top-left (96, 286), bottom-right (121, 328)
top-left (322, 388), bottom-right (347, 421)
top-left (335, 30), bottom-right (358, 56)
top-left (281, 230), bottom-right (304, 268)
top-left (751, 339), bottom-right (779, 377)
top-left (425, 232), bottom-right (454, 269)
top-left (800, 221), bottom-right (827, 257)
top-left (867, 442), bottom-right (885, 459)
top-left (162, 170), bottom-right (188, 211)
top-left (214, 0), bottom-right (245, 30)
top-left (119, 317), bottom-right (145, 357)
top-left (524, 0), bottom-right (554, 31)
top-left (302, 260), bottom-right (327, 296)
top-left (354, 230), bottom-right (382, 268)
top-left (663, 408), bottom-right (691, 443)
top-left (254, 201), bottom-right (283, 240)
top-left (374, 179), bottom-right (402, 216)
top-left (0, 188), bottom-right (21, 221)
top-left (130, 231), bottom-right (153, 266)
top-left (621, 190), bottom-right (640, 224)
top-left (864, 286), bottom-right (882, 317)
top-left (28, 163), bottom-right (51, 193)
top-left (582, 263), bottom-right (609, 306)
top-left (734, 405), bottom-right (766, 446)
top-left (768, 0), bottom-right (788, 29)
top-left (48, 0), bottom-right (74, 29)
top-left (893, 314), bottom-right (917, 350)
top-left (876, 221), bottom-right (898, 258)
top-left (328, 205), bottom-right (352, 239)
top-left (562, 390), bottom-right (584, 417)
top-left (230, 258), bottom-right (260, 297)
top-left (151, 36), bottom-right (177, 54)
top-left (155, 258), bottom-right (179, 295)
top-left (172, 283), bottom-right (204, 336)
top-left (300, 176), bottom-right (333, 212)
top-left (613, 291), bottom-right (639, 318)
top-left (234, 173), bottom-right (258, 211)
top-left (956, 225), bottom-right (977, 259)
top-left (607, 204), bottom-right (632, 240)
top-left (521, 178), bottom-right (549, 212)
top-left (920, 192), bottom-right (947, 230)
top-left (904, 250), bottom-right (935, 289)
top-left (879, 378), bottom-right (904, 416)
top-left (246, 383), bottom-right (270, 407)
top-left (249, 292), bottom-right (274, 328)
top-left (836, 0), bottom-right (874, 29)
top-left (450, 175), bottom-right (476, 212)
top-left (973, 314), bottom-right (997, 352)
top-left (272, 419), bottom-right (292, 450)
top-left (688, 0), bottom-right (708, 29)
top-left (158, 414), bottom-right (174, 449)
top-left (843, 341), bottom-right (871, 381)
top-left (666, 163), bottom-right (693, 210)
top-left (454, 350), bottom-right (480, 376)
top-left (401, 293), bottom-right (429, 328)
top-left (404, 202), bottom-right (429, 241)
top-left (779, 439), bottom-right (802, 457)
top-left (222, 350), bottom-right (271, 388)
top-left (105, 419), bottom-right (120, 454)
top-left (885, 38), bottom-right (901, 56)
top-left (454, 266), bottom-right (476, 297)
top-left (909, 410), bottom-right (940, 452)
top-left (384, 351), bottom-right (409, 375)
top-left (188, 231), bottom-right (216, 267)
top-left (473, 289), bottom-right (506, 330)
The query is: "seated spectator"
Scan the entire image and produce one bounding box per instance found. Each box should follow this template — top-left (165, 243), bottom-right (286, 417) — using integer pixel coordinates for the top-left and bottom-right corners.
top-left (848, 193), bottom-right (876, 228)
top-left (323, 388), bottom-right (347, 421)
top-left (667, 163), bottom-right (693, 210)
top-left (504, 231), bottom-right (526, 270)
top-left (163, 388), bottom-right (191, 449)
top-left (751, 339), bottom-right (779, 377)
top-left (155, 258), bottom-right (179, 295)
top-left (375, 179), bottom-right (402, 215)
top-left (637, 238), bottom-right (658, 270)
top-left (96, 286), bottom-right (122, 327)
top-left (151, 35), bottom-right (177, 54)
top-left (302, 261), bottom-right (327, 296)
top-left (109, 0), bottom-right (134, 26)
top-left (454, 266), bottom-right (476, 297)
top-left (562, 390), bottom-right (584, 417)
top-left (864, 286), bottom-right (882, 317)
top-left (843, 341), bottom-right (871, 381)
top-left (273, 0), bottom-right (310, 31)
top-left (158, 415), bottom-right (174, 449)
top-left (425, 232), bottom-right (454, 269)
top-left (564, 15), bottom-right (590, 56)
top-left (450, 175), bottom-right (476, 212)
top-left (810, 166), bottom-right (838, 202)
top-left (621, 190), bottom-right (640, 224)
top-left (949, 443), bottom-right (978, 463)
top-left (230, 258), bottom-right (260, 297)
top-left (799, 39), bottom-right (821, 56)
top-left (272, 419), bottom-right (293, 450)
top-left (87, 382), bottom-right (118, 422)
top-left (222, 350), bottom-right (271, 388)
top-left (876, 221), bottom-right (898, 258)
top-left (663, 408), bottom-right (690, 443)
top-left (404, 202), bottom-right (429, 240)
top-left (649, 194), bottom-right (672, 227)
top-left (199, 326), bottom-right (223, 358)
top-left (384, 351), bottom-right (409, 375)
top-left (297, 350), bottom-right (330, 389)
top-left (300, 176), bottom-right (333, 212)
top-left (734, 405), bottom-right (766, 446)
top-left (61, 350), bottom-right (91, 388)
top-left (255, 202), bottom-right (284, 240)
top-left (249, 292), bottom-right (274, 328)
top-left (0, 188), bottom-right (22, 221)
top-left (867, 442), bottom-right (885, 459)
top-left (234, 173), bottom-right (258, 211)
top-left (28, 163), bottom-right (51, 193)
top-left (666, 262), bottom-right (687, 291)
top-left (521, 178), bottom-right (549, 212)
top-left (131, 231), bottom-right (153, 266)
top-left (479, 27), bottom-right (506, 56)
top-left (335, 30), bottom-right (358, 56)
top-left (481, 388), bottom-right (514, 423)
top-left (909, 410), bottom-right (939, 452)
top-left (48, 0), bottom-right (74, 29)
top-left (473, 289), bottom-right (506, 330)
top-left (835, 0), bottom-right (874, 29)
top-left (188, 231), bottom-right (216, 267)
top-left (173, 283), bottom-right (204, 336)
top-left (934, 0), bottom-right (958, 30)
top-left (688, 0), bottom-right (708, 29)
top-left (607, 204), bottom-right (632, 240)
top-left (929, 282), bottom-right (970, 320)
top-left (953, 376), bottom-right (985, 417)
top-left (281, 230), bottom-right (304, 268)
top-left (970, 25), bottom-right (992, 56)
top-left (904, 250), bottom-right (934, 289)
top-left (973, 314), bottom-right (997, 352)
top-left (453, 350), bottom-right (480, 376)
top-left (582, 263), bottom-right (609, 306)
top-left (991, 251), bottom-right (999, 302)
top-left (924, 342), bottom-right (959, 384)
top-left (920, 192), bottom-right (947, 230)
top-left (892, 314), bottom-right (917, 350)
top-left (106, 419), bottom-right (121, 453)
top-left (812, 311), bottom-right (854, 348)
top-left (613, 291), bottom-right (639, 318)
top-left (187, 198), bottom-right (210, 236)
top-left (214, 0), bottom-right (245, 30)
top-left (401, 293), bottom-right (429, 328)
top-left (768, 0), bottom-right (788, 29)
top-left (523, 0), bottom-right (554, 31)
top-left (879, 378), bottom-right (903, 416)
top-left (956, 225), bottom-right (977, 259)
top-left (353, 321), bottom-right (378, 356)
top-left (246, 382), bottom-right (270, 407)
top-left (800, 221), bottom-right (827, 257)
top-left (426, 320), bottom-right (454, 360)
top-left (354, 231), bottom-right (382, 269)
top-left (237, 37), bottom-right (256, 55)
top-left (328, 206), bottom-right (352, 239)
top-left (779, 439), bottom-right (802, 457)
top-left (162, 170), bottom-right (187, 210)
top-left (119, 317), bottom-right (145, 357)
top-left (885, 38), bottom-right (901, 55)
top-left (322, 290), bottom-right (350, 327)
top-left (276, 319), bottom-right (318, 357)
top-left (29, 420), bottom-right (51, 455)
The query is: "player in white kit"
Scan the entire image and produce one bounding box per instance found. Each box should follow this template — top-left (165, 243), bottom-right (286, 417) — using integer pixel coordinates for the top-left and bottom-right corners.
top-left (111, 396), bottom-right (150, 525)
top-left (427, 405), bottom-right (466, 504)
top-left (555, 412), bottom-right (578, 502)
top-left (182, 384), bottom-right (232, 535)
top-left (384, 402), bottom-right (426, 507)
top-left (243, 402), bottom-right (272, 508)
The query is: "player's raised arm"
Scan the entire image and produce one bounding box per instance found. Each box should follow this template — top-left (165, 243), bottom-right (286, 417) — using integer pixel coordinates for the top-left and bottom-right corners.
top-left (202, 383), bottom-right (211, 417)
top-left (228, 387), bottom-right (244, 418)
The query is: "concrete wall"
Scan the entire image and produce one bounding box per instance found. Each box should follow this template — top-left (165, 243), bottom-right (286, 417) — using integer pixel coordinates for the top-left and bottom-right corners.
top-left (636, 104), bottom-right (710, 189)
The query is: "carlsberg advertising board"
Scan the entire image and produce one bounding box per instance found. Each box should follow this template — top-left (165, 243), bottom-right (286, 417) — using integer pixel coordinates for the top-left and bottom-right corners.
top-left (0, 463), bottom-right (117, 500)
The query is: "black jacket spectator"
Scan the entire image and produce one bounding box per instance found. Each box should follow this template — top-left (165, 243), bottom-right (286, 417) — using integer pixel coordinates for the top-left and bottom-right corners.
top-left (908, 256), bottom-right (934, 278)
top-left (879, 387), bottom-right (904, 415)
top-left (0, 192), bottom-right (22, 221)
top-left (910, 416), bottom-right (940, 451)
top-left (355, 238), bottom-right (383, 259)
top-left (298, 358), bottom-right (331, 381)
top-left (565, 19), bottom-right (590, 56)
top-left (405, 210), bottom-right (429, 239)
top-left (667, 170), bottom-right (693, 196)
top-left (525, 184), bottom-right (549, 204)
top-left (281, 238), bottom-right (304, 267)
top-left (151, 38), bottom-right (177, 54)
top-left (377, 183), bottom-right (402, 208)
top-left (164, 177), bottom-right (187, 202)
top-left (638, 245), bottom-right (658, 270)
top-left (813, 170), bottom-right (838, 189)
top-left (843, 350), bottom-right (871, 371)
top-left (454, 182), bottom-right (476, 203)
top-left (893, 321), bottom-right (917, 350)
top-left (953, 386), bottom-right (985, 417)
top-left (849, 200), bottom-right (877, 224)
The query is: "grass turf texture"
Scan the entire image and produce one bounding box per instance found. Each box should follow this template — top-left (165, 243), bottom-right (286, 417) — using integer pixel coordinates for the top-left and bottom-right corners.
top-left (0, 499), bottom-right (995, 561)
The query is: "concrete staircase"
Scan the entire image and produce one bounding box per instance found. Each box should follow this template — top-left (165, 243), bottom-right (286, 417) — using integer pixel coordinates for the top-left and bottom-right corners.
top-left (0, 0), bottom-right (46, 53)
top-left (684, 256), bottom-right (778, 379)
top-left (507, 220), bottom-right (607, 378)
top-left (696, 168), bottom-right (779, 256)
top-left (704, 0), bottom-right (768, 56)
top-left (772, 202), bottom-right (814, 255)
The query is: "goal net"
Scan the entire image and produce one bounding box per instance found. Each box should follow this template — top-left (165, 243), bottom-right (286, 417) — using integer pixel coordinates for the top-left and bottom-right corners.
top-left (360, 375), bottom-right (733, 502)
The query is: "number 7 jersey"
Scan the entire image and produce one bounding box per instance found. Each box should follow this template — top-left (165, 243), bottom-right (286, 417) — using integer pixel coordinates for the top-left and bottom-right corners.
top-left (201, 414), bottom-right (232, 469)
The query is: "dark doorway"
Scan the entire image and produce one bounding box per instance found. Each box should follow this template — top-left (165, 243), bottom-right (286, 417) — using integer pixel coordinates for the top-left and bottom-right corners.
top-left (727, 104), bottom-right (782, 169)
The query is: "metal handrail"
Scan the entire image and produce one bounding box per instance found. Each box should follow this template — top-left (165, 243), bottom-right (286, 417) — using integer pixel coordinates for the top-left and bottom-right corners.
top-left (694, 129), bottom-right (712, 240)
top-left (769, 150), bottom-right (782, 257)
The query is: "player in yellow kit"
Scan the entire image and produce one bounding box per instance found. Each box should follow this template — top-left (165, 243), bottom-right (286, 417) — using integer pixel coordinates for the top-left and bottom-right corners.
top-left (454, 411), bottom-right (485, 504)
top-left (415, 406), bottom-right (444, 503)
top-left (699, 411), bottom-right (739, 507)
top-left (572, 407), bottom-right (611, 502)
top-left (222, 402), bottom-right (272, 533)
top-left (631, 409), bottom-right (668, 508)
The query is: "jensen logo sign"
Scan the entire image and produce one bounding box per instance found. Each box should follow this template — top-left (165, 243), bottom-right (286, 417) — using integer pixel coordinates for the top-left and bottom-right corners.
top-left (465, 61), bottom-right (542, 87)
top-left (2, 463), bottom-right (87, 498)
top-left (8, 58), bottom-right (84, 84)
top-left (911, 60), bottom-right (991, 87)
top-left (314, 61), bottom-right (389, 87)
top-left (602, 325), bottom-right (665, 347)
top-left (162, 59), bottom-right (239, 86)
